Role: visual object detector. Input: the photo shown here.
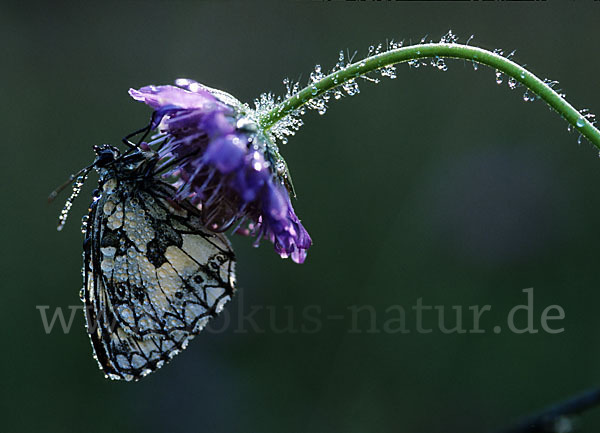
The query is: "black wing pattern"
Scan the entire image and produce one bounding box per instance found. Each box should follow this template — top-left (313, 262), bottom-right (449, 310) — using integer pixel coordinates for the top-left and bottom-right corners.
top-left (83, 177), bottom-right (236, 381)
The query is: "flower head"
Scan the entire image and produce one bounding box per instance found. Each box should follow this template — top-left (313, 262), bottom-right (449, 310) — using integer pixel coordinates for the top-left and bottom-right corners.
top-left (129, 79), bottom-right (311, 263)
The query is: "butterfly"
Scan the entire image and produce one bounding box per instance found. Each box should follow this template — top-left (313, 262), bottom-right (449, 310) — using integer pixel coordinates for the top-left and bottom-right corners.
top-left (51, 138), bottom-right (236, 381)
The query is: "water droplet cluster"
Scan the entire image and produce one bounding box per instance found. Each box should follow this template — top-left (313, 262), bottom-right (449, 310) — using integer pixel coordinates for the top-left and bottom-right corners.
top-left (254, 38), bottom-right (414, 143)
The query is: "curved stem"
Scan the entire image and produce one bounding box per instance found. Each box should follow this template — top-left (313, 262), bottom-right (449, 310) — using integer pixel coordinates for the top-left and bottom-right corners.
top-left (258, 43), bottom-right (600, 149)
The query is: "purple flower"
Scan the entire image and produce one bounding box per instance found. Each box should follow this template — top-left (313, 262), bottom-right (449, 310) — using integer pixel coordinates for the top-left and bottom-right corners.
top-left (129, 79), bottom-right (312, 263)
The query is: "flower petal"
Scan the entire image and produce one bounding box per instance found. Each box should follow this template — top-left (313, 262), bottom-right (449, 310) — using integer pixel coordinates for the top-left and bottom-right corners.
top-left (129, 85), bottom-right (215, 110)
top-left (204, 135), bottom-right (247, 174)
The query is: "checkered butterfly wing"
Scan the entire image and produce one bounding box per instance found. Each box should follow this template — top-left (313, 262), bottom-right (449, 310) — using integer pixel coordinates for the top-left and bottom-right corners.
top-left (83, 175), bottom-right (236, 381)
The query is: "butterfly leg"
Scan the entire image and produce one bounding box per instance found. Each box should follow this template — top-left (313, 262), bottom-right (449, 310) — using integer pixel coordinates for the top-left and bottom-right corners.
top-left (122, 123), bottom-right (151, 149)
top-left (122, 109), bottom-right (165, 149)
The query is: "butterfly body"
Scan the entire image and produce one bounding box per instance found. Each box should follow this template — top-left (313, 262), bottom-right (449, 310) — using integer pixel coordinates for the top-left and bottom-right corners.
top-left (78, 145), bottom-right (236, 381)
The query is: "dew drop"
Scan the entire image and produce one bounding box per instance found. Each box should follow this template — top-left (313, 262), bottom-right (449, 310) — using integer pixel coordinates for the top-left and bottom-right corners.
top-left (576, 117), bottom-right (585, 128)
top-left (175, 78), bottom-right (190, 86)
top-left (408, 59), bottom-right (420, 69)
top-left (508, 77), bottom-right (517, 90)
top-left (495, 70), bottom-right (503, 85)
top-left (380, 65), bottom-right (397, 79)
top-left (522, 90), bottom-right (535, 102)
top-left (342, 79), bottom-right (360, 96)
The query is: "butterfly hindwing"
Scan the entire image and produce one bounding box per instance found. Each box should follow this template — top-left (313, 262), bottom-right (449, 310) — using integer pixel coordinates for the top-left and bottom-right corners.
top-left (83, 176), bottom-right (236, 381)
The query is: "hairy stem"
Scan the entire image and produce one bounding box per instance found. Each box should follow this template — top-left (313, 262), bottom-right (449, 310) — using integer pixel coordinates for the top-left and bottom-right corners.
top-left (258, 43), bottom-right (600, 149)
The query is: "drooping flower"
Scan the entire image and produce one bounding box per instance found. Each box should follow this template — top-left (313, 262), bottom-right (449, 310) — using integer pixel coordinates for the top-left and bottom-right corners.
top-left (128, 79), bottom-right (312, 263)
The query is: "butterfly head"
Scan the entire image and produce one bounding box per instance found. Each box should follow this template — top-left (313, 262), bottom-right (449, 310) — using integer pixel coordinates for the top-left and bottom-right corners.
top-left (51, 144), bottom-right (154, 231)
top-left (93, 145), bottom-right (121, 169)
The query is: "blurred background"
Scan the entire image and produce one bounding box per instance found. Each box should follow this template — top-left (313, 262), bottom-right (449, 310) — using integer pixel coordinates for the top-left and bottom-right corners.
top-left (2, 1), bottom-right (600, 432)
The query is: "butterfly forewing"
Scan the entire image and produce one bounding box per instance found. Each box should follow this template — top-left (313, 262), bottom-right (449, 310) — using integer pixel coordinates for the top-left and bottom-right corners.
top-left (83, 170), bottom-right (236, 381)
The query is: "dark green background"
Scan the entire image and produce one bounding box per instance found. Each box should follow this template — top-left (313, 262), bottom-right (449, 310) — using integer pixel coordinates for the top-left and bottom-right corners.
top-left (3, 1), bottom-right (600, 432)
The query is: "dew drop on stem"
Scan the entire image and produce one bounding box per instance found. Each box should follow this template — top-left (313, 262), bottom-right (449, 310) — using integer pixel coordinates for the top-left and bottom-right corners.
top-left (495, 70), bottom-right (503, 85)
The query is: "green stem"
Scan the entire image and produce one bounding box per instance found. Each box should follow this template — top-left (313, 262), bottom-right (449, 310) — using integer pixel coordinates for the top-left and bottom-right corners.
top-left (258, 43), bottom-right (600, 149)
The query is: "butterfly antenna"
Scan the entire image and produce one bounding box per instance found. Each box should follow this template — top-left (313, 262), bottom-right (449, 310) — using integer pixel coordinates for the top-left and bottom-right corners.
top-left (56, 169), bottom-right (93, 231)
top-left (48, 164), bottom-right (94, 231)
top-left (48, 164), bottom-right (94, 203)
